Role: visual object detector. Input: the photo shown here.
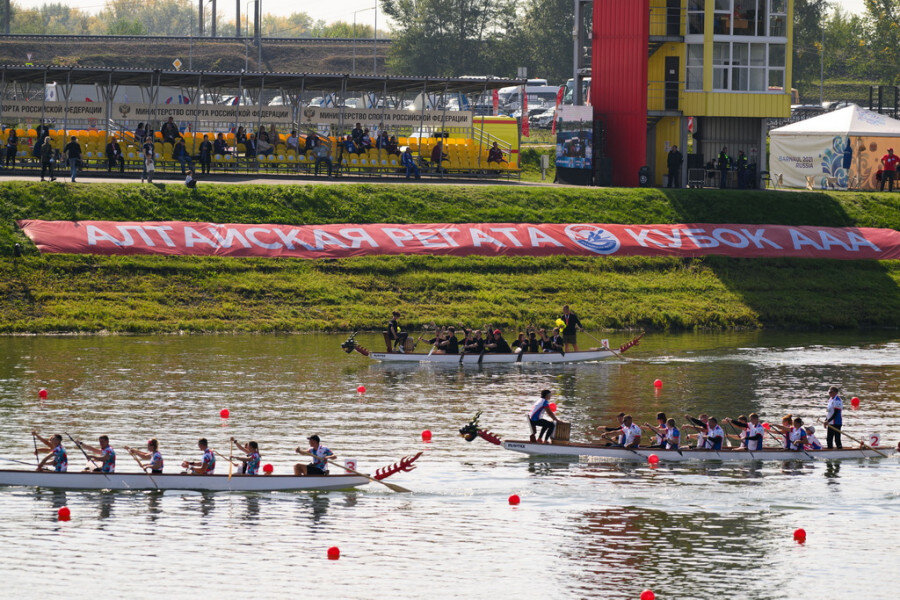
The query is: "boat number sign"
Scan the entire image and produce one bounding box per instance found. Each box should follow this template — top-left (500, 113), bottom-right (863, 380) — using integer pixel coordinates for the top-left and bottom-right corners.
top-left (17, 220), bottom-right (900, 260)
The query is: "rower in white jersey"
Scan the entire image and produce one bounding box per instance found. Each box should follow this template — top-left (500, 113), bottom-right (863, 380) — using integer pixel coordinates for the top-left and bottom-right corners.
top-left (705, 418), bottom-right (726, 450)
top-left (725, 413), bottom-right (765, 451)
top-left (683, 413), bottom-right (709, 449)
top-left (663, 418), bottom-right (680, 449)
top-left (788, 417), bottom-right (809, 451)
top-left (601, 415), bottom-right (642, 448)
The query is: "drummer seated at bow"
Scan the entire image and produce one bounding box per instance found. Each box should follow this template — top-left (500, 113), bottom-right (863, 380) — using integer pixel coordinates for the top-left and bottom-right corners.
top-left (528, 389), bottom-right (559, 443)
top-left (485, 329), bottom-right (511, 353)
top-left (294, 435), bottom-right (334, 476)
top-left (77, 435), bottom-right (117, 473)
top-left (387, 311), bottom-right (408, 353)
top-left (600, 415), bottom-right (641, 448)
top-left (33, 432), bottom-right (67, 472)
top-left (231, 438), bottom-right (261, 475)
top-left (126, 438), bottom-right (164, 473)
top-left (182, 438), bottom-right (215, 474)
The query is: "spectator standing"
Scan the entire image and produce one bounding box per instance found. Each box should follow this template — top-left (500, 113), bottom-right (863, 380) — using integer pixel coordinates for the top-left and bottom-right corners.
top-left (667, 144), bottom-right (683, 188)
top-left (5, 129), bottom-right (18, 167)
top-left (105, 136), bottom-right (124, 173)
top-left (63, 135), bottom-right (82, 182)
top-left (198, 134), bottom-right (213, 174)
top-left (351, 123), bottom-right (363, 145)
top-left (401, 147), bottom-right (420, 180)
top-left (161, 117), bottom-right (180, 144)
top-left (735, 150), bottom-right (748, 189)
top-left (39, 136), bottom-right (56, 181)
top-left (141, 140), bottom-right (155, 183)
top-left (880, 148), bottom-right (898, 192)
top-left (32, 123), bottom-right (49, 160)
top-left (431, 140), bottom-right (449, 172)
top-left (134, 123), bottom-right (147, 144)
top-left (717, 147), bottom-right (730, 189)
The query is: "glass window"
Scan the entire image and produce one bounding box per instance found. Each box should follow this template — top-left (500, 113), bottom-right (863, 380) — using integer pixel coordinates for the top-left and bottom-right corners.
top-left (770, 0), bottom-right (785, 13)
top-left (713, 67), bottom-right (729, 90)
top-left (686, 67), bottom-right (704, 91)
top-left (732, 0), bottom-right (756, 36)
top-left (768, 44), bottom-right (785, 66)
top-left (687, 44), bottom-right (704, 66)
top-left (713, 42), bottom-right (730, 65)
top-left (688, 12), bottom-right (705, 34)
top-left (715, 0), bottom-right (730, 9)
top-left (769, 15), bottom-right (786, 36)
top-left (732, 43), bottom-right (749, 65)
top-left (768, 69), bottom-right (784, 89)
top-left (688, 0), bottom-right (705, 9)
top-left (750, 43), bottom-right (766, 66)
top-left (749, 68), bottom-right (766, 91)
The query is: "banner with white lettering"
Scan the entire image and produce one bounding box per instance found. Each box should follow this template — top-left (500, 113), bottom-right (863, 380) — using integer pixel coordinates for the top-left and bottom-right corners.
top-left (112, 103), bottom-right (294, 124)
top-left (17, 221), bottom-right (900, 260)
top-left (299, 107), bottom-right (473, 128)
top-left (1, 100), bottom-right (103, 121)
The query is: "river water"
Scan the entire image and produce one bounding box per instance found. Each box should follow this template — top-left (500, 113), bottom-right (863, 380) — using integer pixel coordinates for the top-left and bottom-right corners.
top-left (0, 331), bottom-right (898, 599)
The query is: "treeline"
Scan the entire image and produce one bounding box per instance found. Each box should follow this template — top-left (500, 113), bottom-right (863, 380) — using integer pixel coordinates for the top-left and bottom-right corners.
top-left (7, 0), bottom-right (382, 39)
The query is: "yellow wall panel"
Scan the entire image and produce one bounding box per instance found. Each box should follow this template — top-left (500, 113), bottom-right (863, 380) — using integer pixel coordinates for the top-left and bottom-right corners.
top-left (683, 92), bottom-right (790, 118)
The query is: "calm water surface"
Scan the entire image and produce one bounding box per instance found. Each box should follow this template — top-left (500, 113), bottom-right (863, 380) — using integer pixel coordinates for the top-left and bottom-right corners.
top-left (0, 331), bottom-right (898, 599)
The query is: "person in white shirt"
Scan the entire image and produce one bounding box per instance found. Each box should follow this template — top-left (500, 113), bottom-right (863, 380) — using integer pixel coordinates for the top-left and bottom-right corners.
top-left (684, 413), bottom-right (709, 449)
top-left (706, 417), bottom-right (725, 450)
top-left (726, 413), bottom-right (765, 451)
top-left (804, 426), bottom-right (822, 450)
top-left (644, 412), bottom-right (667, 447)
top-left (825, 386), bottom-right (843, 448)
top-left (286, 130), bottom-right (300, 152)
top-left (788, 417), bottom-right (809, 451)
top-left (602, 415), bottom-right (641, 448)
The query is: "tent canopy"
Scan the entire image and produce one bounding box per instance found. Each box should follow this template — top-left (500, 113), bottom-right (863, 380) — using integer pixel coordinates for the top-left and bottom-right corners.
top-left (771, 104), bottom-right (900, 137)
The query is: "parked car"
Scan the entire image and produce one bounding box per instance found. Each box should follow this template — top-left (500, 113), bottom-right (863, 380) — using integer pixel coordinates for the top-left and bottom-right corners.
top-left (530, 107), bottom-right (557, 129)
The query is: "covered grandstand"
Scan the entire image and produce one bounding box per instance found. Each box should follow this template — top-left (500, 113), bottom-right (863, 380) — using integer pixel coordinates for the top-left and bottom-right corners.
top-left (0, 65), bottom-right (524, 178)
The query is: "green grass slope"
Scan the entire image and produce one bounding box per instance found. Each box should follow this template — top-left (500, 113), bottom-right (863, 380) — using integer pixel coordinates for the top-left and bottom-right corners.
top-left (0, 182), bottom-right (898, 333)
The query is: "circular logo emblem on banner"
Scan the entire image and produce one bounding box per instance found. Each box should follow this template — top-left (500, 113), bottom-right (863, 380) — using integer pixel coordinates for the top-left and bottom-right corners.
top-left (564, 225), bottom-right (620, 255)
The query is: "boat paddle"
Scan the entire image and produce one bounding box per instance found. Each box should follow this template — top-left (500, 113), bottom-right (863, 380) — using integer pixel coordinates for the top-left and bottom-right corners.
top-left (124, 446), bottom-right (159, 490)
top-left (213, 450), bottom-right (240, 468)
top-left (228, 439), bottom-right (234, 481)
top-left (295, 448), bottom-right (411, 493)
top-left (584, 331), bottom-right (626, 360)
top-left (0, 456), bottom-right (40, 466)
top-left (31, 432), bottom-right (40, 467)
top-left (763, 427), bottom-right (815, 461)
top-left (65, 432), bottom-right (112, 481)
top-left (822, 422), bottom-right (887, 458)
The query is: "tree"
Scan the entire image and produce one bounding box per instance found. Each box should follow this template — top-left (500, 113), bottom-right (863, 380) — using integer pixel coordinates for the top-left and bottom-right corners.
top-left (864, 0), bottom-right (900, 84)
top-left (792, 0), bottom-right (830, 91)
top-left (106, 19), bottom-right (149, 36)
top-left (382, 0), bottom-right (518, 76)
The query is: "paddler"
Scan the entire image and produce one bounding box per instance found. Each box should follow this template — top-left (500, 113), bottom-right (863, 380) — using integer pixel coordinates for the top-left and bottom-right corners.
top-left (126, 438), bottom-right (164, 473)
top-left (770, 414), bottom-right (794, 449)
top-left (528, 390), bottom-right (559, 443)
top-left (600, 415), bottom-right (641, 448)
top-left (560, 305), bottom-right (584, 352)
top-left (182, 438), bottom-right (215, 474)
top-left (788, 417), bottom-right (809, 451)
top-left (464, 330), bottom-right (485, 354)
top-left (705, 418), bottom-right (725, 450)
top-left (725, 413), bottom-right (765, 451)
top-left (437, 326), bottom-right (459, 354)
top-left (683, 414), bottom-right (710, 448)
top-left (597, 412), bottom-right (626, 445)
top-left (825, 385), bottom-right (843, 449)
top-left (294, 434), bottom-right (334, 476)
top-left (231, 438), bottom-right (261, 475)
top-left (77, 435), bottom-right (117, 473)
top-left (486, 329), bottom-right (511, 353)
top-left (388, 310), bottom-right (408, 353)
top-left (33, 432), bottom-right (67, 472)
top-left (644, 412), bottom-right (668, 447)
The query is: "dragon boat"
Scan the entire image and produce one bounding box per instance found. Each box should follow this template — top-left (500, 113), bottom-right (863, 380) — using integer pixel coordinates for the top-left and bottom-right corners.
top-left (341, 332), bottom-right (644, 364)
top-left (458, 413), bottom-right (899, 463)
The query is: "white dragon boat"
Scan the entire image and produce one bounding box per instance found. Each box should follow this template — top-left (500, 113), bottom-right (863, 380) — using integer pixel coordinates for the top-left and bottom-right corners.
top-left (499, 440), bottom-right (899, 462)
top-left (341, 332), bottom-right (644, 364)
top-left (0, 469), bottom-right (370, 491)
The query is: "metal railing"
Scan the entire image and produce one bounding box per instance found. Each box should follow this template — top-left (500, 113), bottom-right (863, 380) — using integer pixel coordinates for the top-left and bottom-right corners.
top-left (649, 5), bottom-right (685, 38)
top-left (647, 80), bottom-right (684, 112)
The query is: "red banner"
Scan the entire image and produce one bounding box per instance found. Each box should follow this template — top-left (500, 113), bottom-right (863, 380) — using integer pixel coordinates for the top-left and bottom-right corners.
top-left (521, 86), bottom-right (529, 137)
top-left (17, 220), bottom-right (900, 260)
top-left (551, 86), bottom-right (564, 135)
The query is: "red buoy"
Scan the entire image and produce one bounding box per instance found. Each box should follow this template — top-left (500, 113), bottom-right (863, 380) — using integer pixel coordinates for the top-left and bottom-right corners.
top-left (219, 408), bottom-right (230, 419)
top-left (357, 385), bottom-right (366, 394)
top-left (850, 397), bottom-right (860, 408)
top-left (327, 546), bottom-right (340, 560)
top-left (762, 422), bottom-right (771, 431)
top-left (548, 402), bottom-right (558, 412)
top-left (57, 506), bottom-right (71, 521)
top-left (508, 494), bottom-right (521, 505)
top-left (653, 379), bottom-right (663, 389)
top-left (640, 591), bottom-right (655, 600)
top-left (647, 454), bottom-right (660, 465)
top-left (421, 429), bottom-right (432, 442)
top-left (262, 464), bottom-right (274, 474)
top-left (793, 528), bottom-right (806, 543)
top-left (38, 388), bottom-right (48, 399)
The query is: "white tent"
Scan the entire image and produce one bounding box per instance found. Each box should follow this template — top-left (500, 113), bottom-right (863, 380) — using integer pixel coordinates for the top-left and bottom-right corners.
top-left (769, 105), bottom-right (900, 190)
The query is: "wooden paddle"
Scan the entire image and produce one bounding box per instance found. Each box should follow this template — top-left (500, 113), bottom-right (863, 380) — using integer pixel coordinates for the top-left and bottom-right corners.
top-left (763, 427), bottom-right (815, 460)
top-left (295, 448), bottom-right (411, 493)
top-left (584, 331), bottom-right (626, 360)
top-left (822, 422), bottom-right (887, 458)
top-left (31, 433), bottom-right (39, 467)
top-left (0, 456), bottom-right (39, 466)
top-left (65, 432), bottom-right (109, 479)
top-left (124, 446), bottom-right (159, 490)
top-left (228, 439), bottom-right (234, 481)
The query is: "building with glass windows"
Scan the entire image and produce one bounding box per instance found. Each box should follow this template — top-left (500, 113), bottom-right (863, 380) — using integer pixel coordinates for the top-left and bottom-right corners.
top-left (592, 0), bottom-right (792, 186)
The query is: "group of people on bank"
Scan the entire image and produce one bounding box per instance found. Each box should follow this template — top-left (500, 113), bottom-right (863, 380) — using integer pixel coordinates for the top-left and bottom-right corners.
top-left (387, 305), bottom-right (586, 354)
top-left (526, 385), bottom-right (849, 450)
top-left (32, 432), bottom-right (336, 477)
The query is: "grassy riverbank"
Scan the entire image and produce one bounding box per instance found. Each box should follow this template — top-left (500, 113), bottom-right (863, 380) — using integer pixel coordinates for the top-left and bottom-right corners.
top-left (1, 182), bottom-right (898, 333)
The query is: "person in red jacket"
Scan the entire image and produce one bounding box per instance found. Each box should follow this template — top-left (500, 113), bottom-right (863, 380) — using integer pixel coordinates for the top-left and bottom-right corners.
top-left (881, 148), bottom-right (899, 191)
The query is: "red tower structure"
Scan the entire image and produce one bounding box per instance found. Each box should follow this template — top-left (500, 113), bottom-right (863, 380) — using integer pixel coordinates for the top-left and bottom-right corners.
top-left (591, 0), bottom-right (649, 187)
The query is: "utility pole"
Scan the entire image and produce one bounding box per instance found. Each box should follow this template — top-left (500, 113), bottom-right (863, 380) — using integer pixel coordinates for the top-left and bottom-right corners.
top-left (373, 1), bottom-right (377, 76)
top-left (819, 25), bottom-right (824, 105)
top-left (2, 0), bottom-right (10, 35)
top-left (199, 0), bottom-right (204, 37)
top-left (235, 0), bottom-right (240, 38)
top-left (255, 0), bottom-right (262, 65)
